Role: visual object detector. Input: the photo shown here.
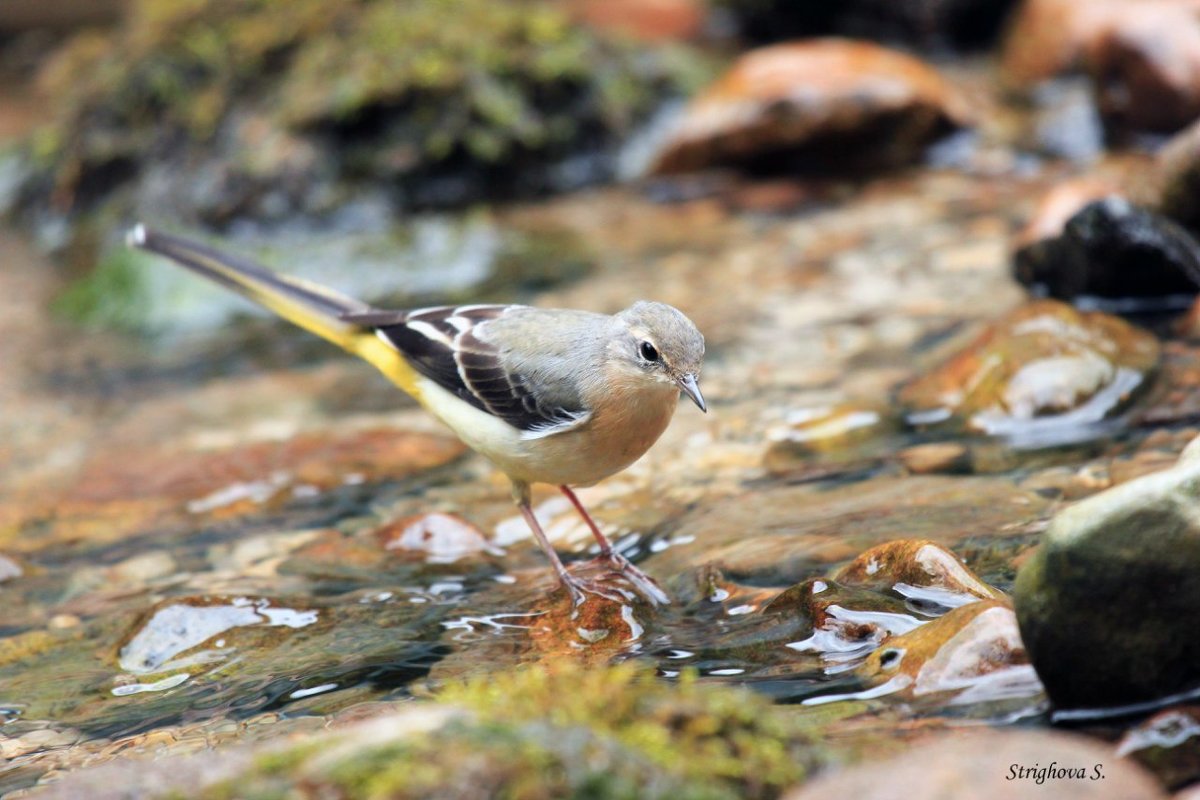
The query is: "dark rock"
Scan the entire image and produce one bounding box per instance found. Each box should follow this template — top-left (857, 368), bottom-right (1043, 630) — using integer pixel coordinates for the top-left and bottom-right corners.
top-left (717, 0), bottom-right (1022, 51)
top-left (1014, 197), bottom-right (1200, 304)
top-left (784, 728), bottom-right (1167, 800)
top-left (1014, 437), bottom-right (1200, 709)
top-left (649, 39), bottom-right (970, 176)
top-left (1118, 705), bottom-right (1200, 790)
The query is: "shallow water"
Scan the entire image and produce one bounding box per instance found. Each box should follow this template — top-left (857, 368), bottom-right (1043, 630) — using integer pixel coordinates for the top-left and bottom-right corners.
top-left (2, 132), bottom-right (1197, 793)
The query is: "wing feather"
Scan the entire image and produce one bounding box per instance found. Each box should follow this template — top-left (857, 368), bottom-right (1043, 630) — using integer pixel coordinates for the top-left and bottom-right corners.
top-left (359, 305), bottom-right (591, 436)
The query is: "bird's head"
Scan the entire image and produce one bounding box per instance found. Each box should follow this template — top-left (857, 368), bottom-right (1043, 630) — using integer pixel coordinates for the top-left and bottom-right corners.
top-left (611, 301), bottom-right (707, 412)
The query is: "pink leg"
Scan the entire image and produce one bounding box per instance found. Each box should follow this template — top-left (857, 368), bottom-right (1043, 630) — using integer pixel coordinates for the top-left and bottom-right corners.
top-left (559, 485), bottom-right (670, 605)
top-left (519, 501), bottom-right (622, 605)
top-left (560, 484), bottom-right (616, 554)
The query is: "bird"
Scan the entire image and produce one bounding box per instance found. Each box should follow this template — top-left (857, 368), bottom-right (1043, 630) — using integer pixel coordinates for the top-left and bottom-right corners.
top-left (126, 225), bottom-right (706, 606)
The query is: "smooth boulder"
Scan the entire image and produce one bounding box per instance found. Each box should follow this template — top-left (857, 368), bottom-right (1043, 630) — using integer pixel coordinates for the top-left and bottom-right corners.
top-left (1015, 437), bottom-right (1200, 709)
top-left (649, 39), bottom-right (969, 175)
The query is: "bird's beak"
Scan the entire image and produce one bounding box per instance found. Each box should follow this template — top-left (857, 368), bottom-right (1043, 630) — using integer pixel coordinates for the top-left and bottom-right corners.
top-left (678, 373), bottom-right (707, 413)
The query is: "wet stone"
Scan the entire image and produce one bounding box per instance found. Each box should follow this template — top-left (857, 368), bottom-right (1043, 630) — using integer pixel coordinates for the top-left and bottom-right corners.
top-left (643, 475), bottom-right (1052, 587)
top-left (1013, 197), bottom-right (1200, 305)
top-left (1001, 0), bottom-right (1119, 85)
top-left (1118, 705), bottom-right (1200, 790)
top-left (1085, 1), bottom-right (1200, 133)
top-left (0, 553), bottom-right (23, 583)
top-left (855, 601), bottom-right (1042, 707)
top-left (1003, 0), bottom-right (1200, 134)
top-left (1015, 437), bottom-right (1200, 709)
top-left (117, 595), bottom-right (320, 675)
top-left (833, 539), bottom-right (1008, 611)
top-left (763, 403), bottom-right (899, 475)
top-left (764, 578), bottom-right (924, 674)
top-left (373, 512), bottom-right (501, 564)
top-left (649, 39), bottom-right (969, 176)
top-left (528, 589), bottom-right (651, 662)
top-left (4, 427), bottom-right (467, 552)
top-left (900, 299), bottom-right (1160, 446)
top-left (897, 442), bottom-right (971, 475)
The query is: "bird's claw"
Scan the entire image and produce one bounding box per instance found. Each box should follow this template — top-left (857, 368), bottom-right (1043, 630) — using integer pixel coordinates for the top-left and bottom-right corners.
top-left (600, 551), bottom-right (671, 606)
top-left (559, 573), bottom-right (629, 606)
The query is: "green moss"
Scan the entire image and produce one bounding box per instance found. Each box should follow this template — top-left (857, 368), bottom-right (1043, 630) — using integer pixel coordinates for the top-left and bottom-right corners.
top-left (51, 246), bottom-right (151, 331)
top-left (200, 664), bottom-right (821, 800)
top-left (439, 663), bottom-right (812, 796)
top-left (24, 0), bottom-right (696, 218)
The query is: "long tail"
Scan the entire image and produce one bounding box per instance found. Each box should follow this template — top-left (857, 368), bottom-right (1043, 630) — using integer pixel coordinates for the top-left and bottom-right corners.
top-left (126, 225), bottom-right (423, 395)
top-left (127, 224), bottom-right (373, 351)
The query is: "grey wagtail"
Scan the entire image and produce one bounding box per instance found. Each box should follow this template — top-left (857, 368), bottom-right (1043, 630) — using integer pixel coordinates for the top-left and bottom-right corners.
top-left (127, 225), bottom-right (705, 606)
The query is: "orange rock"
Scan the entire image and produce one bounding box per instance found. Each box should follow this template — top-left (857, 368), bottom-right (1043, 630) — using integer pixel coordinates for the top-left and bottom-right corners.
top-left (527, 564), bottom-right (653, 662)
top-left (0, 428), bottom-right (465, 552)
top-left (834, 539), bottom-right (1007, 607)
top-left (897, 442), bottom-right (970, 475)
top-left (1004, 0), bottom-right (1200, 131)
top-left (1087, 3), bottom-right (1200, 132)
top-left (1001, 0), bottom-right (1130, 85)
top-left (765, 578), bottom-right (922, 669)
top-left (899, 300), bottom-right (1160, 438)
top-left (856, 601), bottom-right (1039, 703)
top-left (564, 0), bottom-right (705, 42)
top-left (649, 39), bottom-right (969, 176)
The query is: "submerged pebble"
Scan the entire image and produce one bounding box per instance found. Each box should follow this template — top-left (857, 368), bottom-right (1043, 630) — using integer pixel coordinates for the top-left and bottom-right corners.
top-left (900, 299), bottom-right (1160, 446)
top-left (1117, 705), bottom-right (1200, 790)
top-left (373, 512), bottom-right (501, 564)
top-left (855, 601), bottom-right (1041, 706)
top-left (118, 596), bottom-right (319, 675)
top-left (833, 539), bottom-right (1008, 611)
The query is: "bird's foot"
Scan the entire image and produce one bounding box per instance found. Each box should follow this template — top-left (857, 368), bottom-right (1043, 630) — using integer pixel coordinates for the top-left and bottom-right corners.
top-left (598, 550), bottom-right (670, 606)
top-left (558, 571), bottom-right (631, 606)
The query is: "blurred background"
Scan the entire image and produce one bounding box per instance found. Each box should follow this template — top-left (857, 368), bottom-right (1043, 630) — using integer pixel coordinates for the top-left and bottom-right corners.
top-left (6, 2), bottom-right (1200, 798)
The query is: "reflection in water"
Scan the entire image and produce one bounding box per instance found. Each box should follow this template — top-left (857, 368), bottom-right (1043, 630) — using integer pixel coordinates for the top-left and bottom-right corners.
top-left (119, 598), bottom-right (319, 674)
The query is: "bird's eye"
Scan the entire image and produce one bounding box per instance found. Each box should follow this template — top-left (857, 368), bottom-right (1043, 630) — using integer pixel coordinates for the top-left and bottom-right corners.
top-left (639, 341), bottom-right (659, 362)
